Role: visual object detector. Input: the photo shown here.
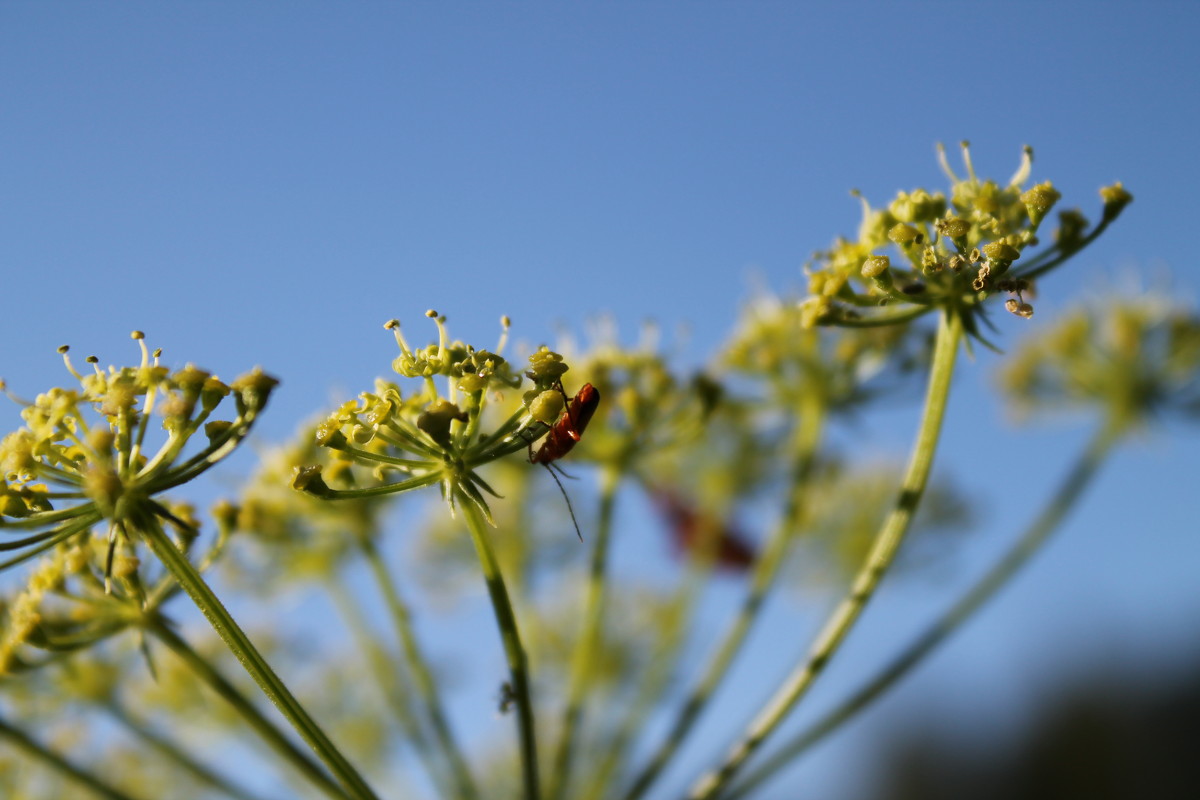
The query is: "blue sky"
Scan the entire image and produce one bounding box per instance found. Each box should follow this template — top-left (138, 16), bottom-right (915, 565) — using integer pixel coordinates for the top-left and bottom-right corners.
top-left (3, 3), bottom-right (1199, 798)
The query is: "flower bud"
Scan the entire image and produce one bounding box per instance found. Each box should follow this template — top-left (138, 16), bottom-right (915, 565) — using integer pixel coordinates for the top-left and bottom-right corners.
top-left (98, 379), bottom-right (138, 417)
top-left (204, 420), bottom-right (234, 443)
top-left (861, 255), bottom-right (895, 293)
top-left (1055, 209), bottom-right (1089, 251)
top-left (526, 346), bottom-right (570, 384)
top-left (983, 242), bottom-right (1021, 263)
top-left (1020, 181), bottom-right (1061, 226)
top-left (887, 223), bottom-right (923, 246)
top-left (890, 189), bottom-right (946, 223)
top-left (1100, 182), bottom-right (1133, 222)
top-left (82, 464), bottom-right (123, 516)
top-left (0, 490), bottom-right (32, 518)
top-left (936, 216), bottom-right (971, 239)
top-left (231, 368), bottom-right (279, 416)
top-left (417, 400), bottom-right (468, 448)
top-left (112, 554), bottom-right (140, 580)
top-left (292, 465), bottom-right (333, 497)
top-left (86, 428), bottom-right (116, 460)
top-left (200, 376), bottom-right (231, 414)
top-left (349, 424), bottom-right (375, 445)
top-left (211, 499), bottom-right (240, 532)
top-left (315, 418), bottom-right (348, 449)
top-left (861, 255), bottom-right (890, 278)
top-left (171, 361), bottom-right (210, 400)
top-left (526, 389), bottom-right (565, 425)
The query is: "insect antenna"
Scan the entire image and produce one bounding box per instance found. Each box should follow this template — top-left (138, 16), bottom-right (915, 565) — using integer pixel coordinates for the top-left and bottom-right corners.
top-left (541, 463), bottom-right (583, 541)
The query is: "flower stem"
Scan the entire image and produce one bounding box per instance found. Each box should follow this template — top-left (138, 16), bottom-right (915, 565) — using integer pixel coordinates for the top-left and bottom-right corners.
top-left (688, 309), bottom-right (963, 800)
top-left (103, 699), bottom-right (274, 800)
top-left (357, 533), bottom-right (480, 800)
top-left (458, 490), bottom-right (541, 800)
top-left (545, 465), bottom-right (621, 800)
top-left (138, 515), bottom-right (380, 800)
top-left (147, 618), bottom-right (352, 800)
top-left (621, 396), bottom-right (826, 800)
top-left (326, 579), bottom-right (451, 796)
top-left (1013, 215), bottom-right (1117, 283)
top-left (0, 711), bottom-right (146, 800)
top-left (578, 557), bottom-right (710, 800)
top-left (721, 420), bottom-right (1122, 799)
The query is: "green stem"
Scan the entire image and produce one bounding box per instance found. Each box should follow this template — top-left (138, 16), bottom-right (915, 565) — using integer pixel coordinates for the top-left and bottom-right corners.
top-left (309, 472), bottom-right (442, 501)
top-left (1013, 215), bottom-right (1116, 283)
top-left (0, 711), bottom-right (146, 800)
top-left (357, 534), bottom-right (480, 800)
top-left (578, 558), bottom-right (710, 800)
top-left (459, 491), bottom-right (540, 800)
top-left (138, 515), bottom-right (380, 800)
top-left (147, 619), bottom-right (351, 800)
top-left (621, 397), bottom-right (826, 800)
top-left (326, 579), bottom-right (451, 797)
top-left (830, 305), bottom-right (931, 328)
top-left (104, 699), bottom-right (274, 800)
top-left (688, 309), bottom-right (963, 800)
top-left (466, 421), bottom-right (549, 467)
top-left (0, 514), bottom-right (100, 572)
top-left (545, 465), bottom-right (622, 800)
top-left (722, 420), bottom-right (1121, 799)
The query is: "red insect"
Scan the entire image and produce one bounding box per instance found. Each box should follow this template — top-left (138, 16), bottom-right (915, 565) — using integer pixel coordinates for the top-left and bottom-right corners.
top-left (529, 382), bottom-right (600, 539)
top-left (648, 487), bottom-right (756, 571)
top-left (530, 382), bottom-right (600, 464)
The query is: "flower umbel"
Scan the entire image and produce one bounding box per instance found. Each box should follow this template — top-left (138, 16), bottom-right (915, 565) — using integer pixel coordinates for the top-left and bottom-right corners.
top-left (1, 332), bottom-right (277, 588)
top-left (1000, 291), bottom-right (1200, 430)
top-left (296, 312), bottom-right (584, 524)
top-left (800, 143), bottom-right (1131, 349)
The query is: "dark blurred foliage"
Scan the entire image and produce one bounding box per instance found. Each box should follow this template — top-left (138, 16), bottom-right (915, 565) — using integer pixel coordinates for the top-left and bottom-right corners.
top-left (869, 653), bottom-right (1200, 800)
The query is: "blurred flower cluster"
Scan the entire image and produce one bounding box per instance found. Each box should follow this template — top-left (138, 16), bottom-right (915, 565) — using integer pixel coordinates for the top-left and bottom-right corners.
top-left (1001, 291), bottom-right (1200, 429)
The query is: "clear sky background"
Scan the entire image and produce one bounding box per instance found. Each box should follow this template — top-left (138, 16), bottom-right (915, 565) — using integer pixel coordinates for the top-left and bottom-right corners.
top-left (3, 3), bottom-right (1199, 799)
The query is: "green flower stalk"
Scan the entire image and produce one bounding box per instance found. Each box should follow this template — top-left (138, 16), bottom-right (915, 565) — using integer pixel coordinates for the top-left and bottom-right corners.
top-left (721, 424), bottom-right (1117, 800)
top-left (687, 308), bottom-right (965, 800)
